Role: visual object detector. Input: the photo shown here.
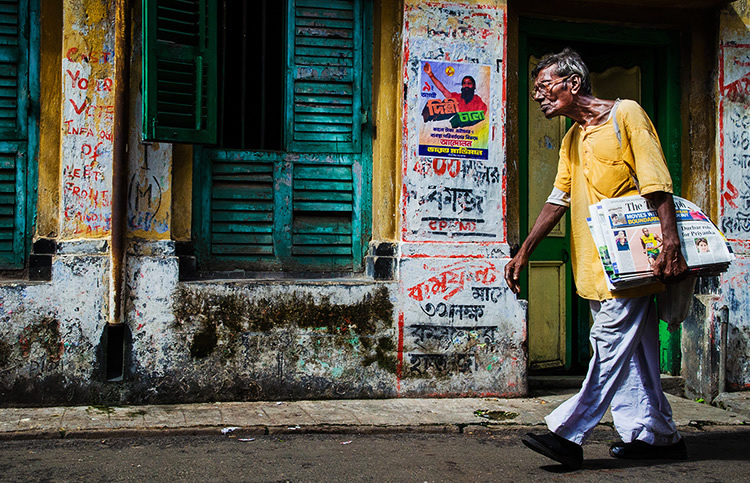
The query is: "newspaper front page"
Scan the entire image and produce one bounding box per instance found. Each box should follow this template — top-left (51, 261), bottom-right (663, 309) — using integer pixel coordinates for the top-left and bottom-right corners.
top-left (588, 195), bottom-right (733, 290)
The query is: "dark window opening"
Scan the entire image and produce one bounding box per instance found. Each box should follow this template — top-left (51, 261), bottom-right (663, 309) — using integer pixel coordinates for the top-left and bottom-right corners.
top-left (217, 0), bottom-right (285, 150)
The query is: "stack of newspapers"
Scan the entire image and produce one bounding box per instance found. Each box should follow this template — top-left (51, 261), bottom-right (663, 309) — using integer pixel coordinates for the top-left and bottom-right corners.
top-left (588, 194), bottom-right (734, 290)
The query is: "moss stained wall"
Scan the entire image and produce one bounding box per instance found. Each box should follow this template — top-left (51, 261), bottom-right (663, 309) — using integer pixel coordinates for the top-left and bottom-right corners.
top-left (0, 254), bottom-right (110, 406)
top-left (126, 274), bottom-right (399, 403)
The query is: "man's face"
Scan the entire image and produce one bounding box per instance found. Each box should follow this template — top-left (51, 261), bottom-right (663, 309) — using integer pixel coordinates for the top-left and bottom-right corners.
top-left (461, 77), bottom-right (475, 99)
top-left (532, 66), bottom-right (573, 119)
top-left (642, 229), bottom-right (649, 236)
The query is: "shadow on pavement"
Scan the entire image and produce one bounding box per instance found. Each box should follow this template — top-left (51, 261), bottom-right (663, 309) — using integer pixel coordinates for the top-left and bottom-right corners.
top-left (535, 429), bottom-right (750, 473)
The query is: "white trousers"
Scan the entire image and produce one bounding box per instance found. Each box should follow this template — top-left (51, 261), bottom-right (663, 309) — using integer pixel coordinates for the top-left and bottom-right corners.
top-left (545, 295), bottom-right (681, 446)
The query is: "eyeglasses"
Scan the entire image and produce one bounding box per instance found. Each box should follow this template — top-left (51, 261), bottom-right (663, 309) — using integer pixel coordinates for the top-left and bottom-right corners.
top-left (531, 75), bottom-right (572, 98)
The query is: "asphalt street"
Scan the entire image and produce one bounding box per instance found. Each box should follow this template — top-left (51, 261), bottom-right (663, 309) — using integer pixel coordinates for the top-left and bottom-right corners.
top-left (1, 426), bottom-right (749, 482)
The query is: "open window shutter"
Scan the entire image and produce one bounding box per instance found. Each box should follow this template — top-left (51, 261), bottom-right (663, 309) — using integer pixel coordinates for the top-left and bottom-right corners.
top-left (0, 0), bottom-right (28, 269)
top-left (143, 0), bottom-right (217, 144)
top-left (286, 0), bottom-right (362, 154)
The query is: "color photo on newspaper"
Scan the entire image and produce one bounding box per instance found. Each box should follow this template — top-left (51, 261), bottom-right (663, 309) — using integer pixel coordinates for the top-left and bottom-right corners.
top-left (588, 195), bottom-right (734, 291)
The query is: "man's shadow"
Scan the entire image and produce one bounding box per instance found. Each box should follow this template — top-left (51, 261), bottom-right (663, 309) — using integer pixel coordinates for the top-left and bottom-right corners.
top-left (538, 429), bottom-right (750, 473)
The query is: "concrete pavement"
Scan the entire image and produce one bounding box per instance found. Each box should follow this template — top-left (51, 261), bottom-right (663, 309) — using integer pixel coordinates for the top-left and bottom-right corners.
top-left (1, 390), bottom-right (748, 440)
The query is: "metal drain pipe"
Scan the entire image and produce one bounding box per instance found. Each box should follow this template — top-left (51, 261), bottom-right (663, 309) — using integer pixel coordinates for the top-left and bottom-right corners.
top-left (718, 305), bottom-right (729, 395)
top-left (110, 0), bottom-right (131, 327)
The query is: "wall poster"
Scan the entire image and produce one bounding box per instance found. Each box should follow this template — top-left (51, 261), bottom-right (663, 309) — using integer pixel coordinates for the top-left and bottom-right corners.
top-left (418, 60), bottom-right (491, 160)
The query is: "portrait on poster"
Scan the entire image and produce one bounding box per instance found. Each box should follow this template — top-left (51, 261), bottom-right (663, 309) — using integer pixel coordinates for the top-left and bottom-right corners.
top-left (419, 60), bottom-right (491, 160)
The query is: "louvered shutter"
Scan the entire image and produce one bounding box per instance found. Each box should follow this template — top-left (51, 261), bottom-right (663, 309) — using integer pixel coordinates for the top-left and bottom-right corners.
top-left (285, 0), bottom-right (366, 271)
top-left (143, 0), bottom-right (217, 144)
top-left (0, 144), bottom-right (25, 267)
top-left (0, 0), bottom-right (29, 269)
top-left (291, 160), bottom-right (356, 269)
top-left (208, 151), bottom-right (276, 266)
top-left (286, 0), bottom-right (362, 153)
top-left (196, 0), bottom-right (370, 272)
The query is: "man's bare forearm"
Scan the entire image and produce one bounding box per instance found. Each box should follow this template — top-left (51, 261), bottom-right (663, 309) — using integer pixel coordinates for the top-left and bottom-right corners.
top-left (504, 202), bottom-right (567, 294)
top-left (644, 191), bottom-right (679, 249)
top-left (517, 203), bottom-right (568, 258)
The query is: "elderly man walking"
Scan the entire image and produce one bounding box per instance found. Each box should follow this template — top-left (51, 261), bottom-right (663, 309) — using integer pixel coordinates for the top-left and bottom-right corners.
top-left (505, 48), bottom-right (688, 470)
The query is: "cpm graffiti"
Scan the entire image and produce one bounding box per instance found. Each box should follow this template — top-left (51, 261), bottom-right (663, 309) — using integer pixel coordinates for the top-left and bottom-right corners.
top-left (127, 171), bottom-right (167, 233)
top-left (126, 142), bottom-right (171, 235)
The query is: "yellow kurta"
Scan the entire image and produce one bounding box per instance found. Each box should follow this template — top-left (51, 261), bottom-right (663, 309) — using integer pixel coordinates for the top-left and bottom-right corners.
top-left (553, 99), bottom-right (673, 301)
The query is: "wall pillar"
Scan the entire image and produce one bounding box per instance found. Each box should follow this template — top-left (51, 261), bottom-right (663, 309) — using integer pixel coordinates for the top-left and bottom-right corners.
top-left (395, 0), bottom-right (527, 396)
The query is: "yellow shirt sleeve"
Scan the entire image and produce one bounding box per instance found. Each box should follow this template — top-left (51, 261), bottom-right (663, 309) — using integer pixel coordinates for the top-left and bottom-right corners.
top-left (553, 127), bottom-right (573, 194)
top-left (618, 100), bottom-right (673, 196)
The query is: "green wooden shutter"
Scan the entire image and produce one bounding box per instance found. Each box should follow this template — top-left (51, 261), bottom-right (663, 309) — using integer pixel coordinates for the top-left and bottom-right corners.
top-left (291, 159), bottom-right (356, 269)
top-left (0, 144), bottom-right (25, 267)
top-left (0, 0), bottom-right (31, 269)
top-left (143, 0), bottom-right (217, 144)
top-left (208, 151), bottom-right (276, 265)
top-left (285, 0), bottom-right (367, 271)
top-left (196, 0), bottom-right (371, 272)
top-left (286, 0), bottom-right (362, 154)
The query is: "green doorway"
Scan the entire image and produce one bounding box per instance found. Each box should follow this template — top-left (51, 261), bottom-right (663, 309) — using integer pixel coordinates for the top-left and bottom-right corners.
top-left (519, 18), bottom-right (682, 375)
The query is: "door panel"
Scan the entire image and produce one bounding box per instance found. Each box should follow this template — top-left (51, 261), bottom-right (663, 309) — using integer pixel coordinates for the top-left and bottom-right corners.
top-left (528, 260), bottom-right (566, 369)
top-left (526, 58), bottom-right (643, 371)
top-left (528, 56), bottom-right (568, 239)
top-left (591, 66), bottom-right (641, 102)
top-left (526, 54), bottom-right (570, 370)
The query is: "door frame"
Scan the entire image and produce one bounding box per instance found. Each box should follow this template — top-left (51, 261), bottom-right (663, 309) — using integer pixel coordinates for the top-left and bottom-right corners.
top-left (518, 18), bottom-right (682, 374)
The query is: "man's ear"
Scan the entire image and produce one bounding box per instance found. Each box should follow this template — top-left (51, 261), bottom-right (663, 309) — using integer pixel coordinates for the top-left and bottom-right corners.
top-left (569, 74), bottom-right (582, 95)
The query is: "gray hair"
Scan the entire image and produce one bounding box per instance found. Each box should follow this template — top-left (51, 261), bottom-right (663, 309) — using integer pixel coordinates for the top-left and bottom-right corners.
top-left (531, 48), bottom-right (592, 96)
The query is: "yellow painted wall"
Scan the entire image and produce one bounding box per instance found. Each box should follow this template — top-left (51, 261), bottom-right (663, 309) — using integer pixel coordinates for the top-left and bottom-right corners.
top-left (171, 143), bottom-right (192, 241)
top-left (37, 0), bottom-right (62, 238)
top-left (126, 0), bottom-right (173, 241)
top-left (371, 0), bottom-right (403, 241)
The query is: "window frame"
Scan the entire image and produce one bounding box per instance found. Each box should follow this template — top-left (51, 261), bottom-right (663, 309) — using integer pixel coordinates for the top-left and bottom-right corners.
top-left (186, 0), bottom-right (373, 274)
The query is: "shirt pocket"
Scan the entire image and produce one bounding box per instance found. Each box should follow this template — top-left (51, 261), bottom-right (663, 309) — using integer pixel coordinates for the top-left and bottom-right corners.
top-left (583, 135), bottom-right (634, 198)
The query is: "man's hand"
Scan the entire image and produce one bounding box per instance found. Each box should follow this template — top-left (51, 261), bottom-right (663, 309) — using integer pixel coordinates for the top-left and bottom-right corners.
top-left (653, 243), bottom-right (688, 283)
top-left (504, 254), bottom-right (528, 295)
top-left (423, 62), bottom-right (433, 76)
top-left (643, 191), bottom-right (689, 284)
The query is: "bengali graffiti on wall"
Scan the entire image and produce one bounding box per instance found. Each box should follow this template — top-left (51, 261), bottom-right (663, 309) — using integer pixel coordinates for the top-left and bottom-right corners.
top-left (719, 41), bottom-right (750, 250)
top-left (397, 3), bottom-right (524, 396)
top-left (716, 5), bottom-right (750, 391)
top-left (398, 257), bottom-right (524, 392)
top-left (60, 29), bottom-right (115, 238)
